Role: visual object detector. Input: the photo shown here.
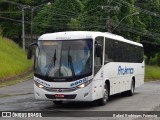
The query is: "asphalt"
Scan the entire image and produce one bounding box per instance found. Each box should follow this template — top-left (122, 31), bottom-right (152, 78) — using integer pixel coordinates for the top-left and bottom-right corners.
top-left (0, 79), bottom-right (160, 120)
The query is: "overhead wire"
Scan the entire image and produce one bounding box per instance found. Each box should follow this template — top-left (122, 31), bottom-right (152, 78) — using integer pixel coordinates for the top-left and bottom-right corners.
top-left (115, 23), bottom-right (160, 42)
top-left (0, 16), bottom-right (30, 24)
top-left (113, 0), bottom-right (160, 18)
top-left (109, 0), bottom-right (160, 42)
top-left (1, 0), bottom-right (160, 43)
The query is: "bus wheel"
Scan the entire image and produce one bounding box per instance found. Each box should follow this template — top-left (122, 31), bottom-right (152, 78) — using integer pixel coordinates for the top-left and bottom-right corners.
top-left (127, 80), bottom-right (135, 96)
top-left (97, 84), bottom-right (109, 106)
top-left (53, 101), bottom-right (63, 105)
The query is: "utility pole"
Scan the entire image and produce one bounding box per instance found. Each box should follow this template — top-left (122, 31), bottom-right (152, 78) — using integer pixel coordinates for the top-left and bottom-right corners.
top-left (101, 6), bottom-right (114, 32)
top-left (21, 5), bottom-right (30, 51)
top-left (107, 7), bottom-right (112, 33)
top-left (31, 8), bottom-right (33, 42)
top-left (107, 0), bottom-right (111, 33)
top-left (101, 0), bottom-right (119, 32)
top-left (1, 0), bottom-right (29, 51)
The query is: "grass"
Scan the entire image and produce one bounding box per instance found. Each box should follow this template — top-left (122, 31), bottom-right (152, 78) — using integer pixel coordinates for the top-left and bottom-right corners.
top-left (0, 36), bottom-right (32, 80)
top-left (0, 73), bottom-right (33, 88)
top-left (145, 65), bottom-right (160, 82)
top-left (0, 35), bottom-right (159, 84)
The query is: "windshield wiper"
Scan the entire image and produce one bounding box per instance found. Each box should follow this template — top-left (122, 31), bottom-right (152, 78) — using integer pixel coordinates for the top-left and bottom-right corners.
top-left (68, 47), bottom-right (75, 76)
top-left (45, 49), bottom-right (56, 76)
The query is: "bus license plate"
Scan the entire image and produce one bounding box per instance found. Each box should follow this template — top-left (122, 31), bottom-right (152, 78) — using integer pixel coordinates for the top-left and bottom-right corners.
top-left (55, 94), bottom-right (64, 98)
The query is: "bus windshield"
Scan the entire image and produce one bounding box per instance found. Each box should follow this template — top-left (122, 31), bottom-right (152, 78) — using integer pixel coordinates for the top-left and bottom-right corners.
top-left (35, 39), bottom-right (93, 80)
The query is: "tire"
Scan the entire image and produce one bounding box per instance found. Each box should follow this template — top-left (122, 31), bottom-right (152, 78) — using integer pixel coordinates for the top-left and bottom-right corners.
top-left (127, 80), bottom-right (135, 96)
top-left (53, 101), bottom-right (63, 105)
top-left (97, 84), bottom-right (109, 106)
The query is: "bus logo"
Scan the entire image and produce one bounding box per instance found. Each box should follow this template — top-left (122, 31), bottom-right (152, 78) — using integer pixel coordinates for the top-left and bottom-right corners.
top-left (57, 89), bottom-right (63, 92)
top-left (118, 66), bottom-right (134, 75)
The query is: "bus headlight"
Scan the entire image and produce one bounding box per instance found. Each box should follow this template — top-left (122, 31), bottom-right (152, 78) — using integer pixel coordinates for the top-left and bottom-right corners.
top-left (35, 81), bottom-right (44, 88)
top-left (77, 80), bottom-right (92, 88)
top-left (78, 83), bottom-right (85, 88)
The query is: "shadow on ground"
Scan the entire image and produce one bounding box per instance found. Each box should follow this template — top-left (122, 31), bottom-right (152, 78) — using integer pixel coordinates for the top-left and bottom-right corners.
top-left (43, 92), bottom-right (141, 111)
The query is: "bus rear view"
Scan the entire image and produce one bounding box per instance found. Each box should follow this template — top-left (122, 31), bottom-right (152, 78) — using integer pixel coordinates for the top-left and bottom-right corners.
top-left (27, 31), bottom-right (144, 106)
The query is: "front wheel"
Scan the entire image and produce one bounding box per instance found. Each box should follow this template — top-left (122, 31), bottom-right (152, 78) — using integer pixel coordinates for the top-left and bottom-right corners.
top-left (97, 84), bottom-right (109, 106)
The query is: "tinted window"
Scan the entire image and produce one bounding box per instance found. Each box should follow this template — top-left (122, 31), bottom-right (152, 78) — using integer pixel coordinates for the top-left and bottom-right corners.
top-left (105, 38), bottom-right (144, 63)
top-left (94, 36), bottom-right (104, 75)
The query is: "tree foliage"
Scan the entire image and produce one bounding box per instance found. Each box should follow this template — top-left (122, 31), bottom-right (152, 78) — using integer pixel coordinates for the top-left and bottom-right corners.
top-left (0, 0), bottom-right (160, 64)
top-left (136, 0), bottom-right (160, 63)
top-left (33, 0), bottom-right (83, 34)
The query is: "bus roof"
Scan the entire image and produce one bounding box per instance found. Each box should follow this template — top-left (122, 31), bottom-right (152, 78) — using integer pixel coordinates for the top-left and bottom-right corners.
top-left (39, 31), bottom-right (143, 47)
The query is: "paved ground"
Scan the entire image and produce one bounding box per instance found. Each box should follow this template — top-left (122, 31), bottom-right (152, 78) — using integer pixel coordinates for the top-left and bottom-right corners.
top-left (0, 79), bottom-right (160, 120)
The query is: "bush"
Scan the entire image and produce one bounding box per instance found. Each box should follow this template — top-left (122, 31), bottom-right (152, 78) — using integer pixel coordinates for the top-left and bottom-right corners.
top-left (0, 27), bottom-right (3, 36)
top-left (148, 54), bottom-right (160, 66)
top-left (157, 53), bottom-right (160, 66)
top-left (150, 56), bottom-right (157, 65)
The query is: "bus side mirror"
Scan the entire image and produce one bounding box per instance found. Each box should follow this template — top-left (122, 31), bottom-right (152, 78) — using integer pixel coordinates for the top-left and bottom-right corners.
top-left (27, 42), bottom-right (38, 60)
top-left (95, 45), bottom-right (102, 57)
top-left (27, 46), bottom-right (32, 59)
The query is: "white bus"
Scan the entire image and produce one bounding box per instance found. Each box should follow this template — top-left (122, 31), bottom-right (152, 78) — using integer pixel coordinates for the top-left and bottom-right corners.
top-left (27, 31), bottom-right (144, 105)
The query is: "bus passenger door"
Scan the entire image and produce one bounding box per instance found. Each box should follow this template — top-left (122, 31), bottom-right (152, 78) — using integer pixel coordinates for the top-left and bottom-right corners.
top-left (93, 36), bottom-right (104, 99)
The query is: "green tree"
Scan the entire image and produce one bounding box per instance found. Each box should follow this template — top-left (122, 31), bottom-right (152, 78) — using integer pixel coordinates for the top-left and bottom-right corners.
top-left (0, 0), bottom-right (34, 44)
top-left (0, 0), bottom-right (21, 41)
top-left (33, 0), bottom-right (83, 34)
top-left (78, 0), bottom-right (146, 42)
top-left (0, 0), bottom-right (52, 42)
top-left (78, 0), bottom-right (110, 31)
top-left (136, 0), bottom-right (160, 64)
top-left (111, 0), bottom-right (146, 42)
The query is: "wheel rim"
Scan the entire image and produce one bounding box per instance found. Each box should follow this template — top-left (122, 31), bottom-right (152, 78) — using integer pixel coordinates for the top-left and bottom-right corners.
top-left (131, 82), bottom-right (134, 93)
top-left (103, 85), bottom-right (108, 102)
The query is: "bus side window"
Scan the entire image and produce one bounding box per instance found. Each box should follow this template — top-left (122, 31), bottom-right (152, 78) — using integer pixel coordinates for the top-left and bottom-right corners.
top-left (95, 41), bottom-right (102, 65)
top-left (105, 38), bottom-right (114, 63)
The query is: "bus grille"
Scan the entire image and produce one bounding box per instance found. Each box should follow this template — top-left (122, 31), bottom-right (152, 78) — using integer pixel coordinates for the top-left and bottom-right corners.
top-left (43, 87), bottom-right (77, 92)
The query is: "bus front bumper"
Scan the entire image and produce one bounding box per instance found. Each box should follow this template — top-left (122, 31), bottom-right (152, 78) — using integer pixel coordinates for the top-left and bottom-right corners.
top-left (34, 83), bottom-right (93, 102)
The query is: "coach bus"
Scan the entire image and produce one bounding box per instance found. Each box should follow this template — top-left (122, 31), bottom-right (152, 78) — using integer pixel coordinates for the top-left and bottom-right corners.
top-left (27, 31), bottom-right (144, 105)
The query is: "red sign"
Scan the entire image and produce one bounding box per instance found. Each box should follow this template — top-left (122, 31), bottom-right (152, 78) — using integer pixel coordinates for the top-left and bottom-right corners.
top-left (55, 94), bottom-right (64, 98)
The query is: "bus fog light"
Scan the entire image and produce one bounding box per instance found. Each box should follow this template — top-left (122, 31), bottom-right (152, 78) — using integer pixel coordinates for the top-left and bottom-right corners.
top-left (36, 92), bottom-right (40, 96)
top-left (84, 92), bottom-right (89, 97)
